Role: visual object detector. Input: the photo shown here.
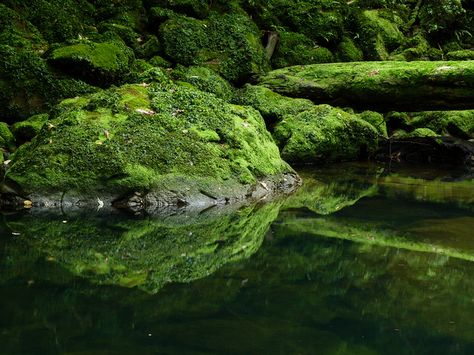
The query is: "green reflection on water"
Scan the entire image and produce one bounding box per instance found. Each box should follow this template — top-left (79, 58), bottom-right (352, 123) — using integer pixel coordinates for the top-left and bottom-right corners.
top-left (1, 163), bottom-right (473, 354)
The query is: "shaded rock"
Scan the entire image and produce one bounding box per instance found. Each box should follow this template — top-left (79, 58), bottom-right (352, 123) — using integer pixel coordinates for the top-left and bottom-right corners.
top-left (377, 136), bottom-right (474, 167)
top-left (273, 104), bottom-right (379, 165)
top-left (259, 61), bottom-right (474, 111)
top-left (11, 114), bottom-right (49, 144)
top-left (48, 40), bottom-right (135, 86)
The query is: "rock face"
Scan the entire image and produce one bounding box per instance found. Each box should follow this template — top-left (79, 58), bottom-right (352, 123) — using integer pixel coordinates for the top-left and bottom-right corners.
top-left (3, 76), bottom-right (299, 211)
top-left (259, 61), bottom-right (474, 111)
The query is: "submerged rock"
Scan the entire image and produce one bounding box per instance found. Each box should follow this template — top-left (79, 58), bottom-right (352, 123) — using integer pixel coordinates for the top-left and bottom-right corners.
top-left (2, 78), bottom-right (299, 211)
top-left (259, 61), bottom-right (474, 111)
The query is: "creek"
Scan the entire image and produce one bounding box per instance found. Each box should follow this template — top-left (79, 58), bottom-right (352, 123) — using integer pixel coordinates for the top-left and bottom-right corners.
top-left (1, 163), bottom-right (473, 354)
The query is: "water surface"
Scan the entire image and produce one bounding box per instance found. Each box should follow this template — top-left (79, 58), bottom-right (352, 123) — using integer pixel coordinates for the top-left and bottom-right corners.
top-left (1, 163), bottom-right (473, 354)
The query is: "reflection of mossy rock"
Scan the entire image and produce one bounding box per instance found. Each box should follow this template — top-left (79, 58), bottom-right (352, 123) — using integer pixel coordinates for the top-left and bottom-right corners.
top-left (273, 105), bottom-right (379, 164)
top-left (159, 11), bottom-right (268, 83)
top-left (5, 78), bottom-right (297, 209)
top-left (259, 61), bottom-right (474, 111)
top-left (282, 167), bottom-right (379, 214)
top-left (48, 40), bottom-right (135, 86)
top-left (3, 202), bottom-right (280, 293)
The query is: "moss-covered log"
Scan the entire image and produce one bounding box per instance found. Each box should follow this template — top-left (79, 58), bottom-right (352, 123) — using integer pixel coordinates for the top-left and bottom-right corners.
top-left (259, 61), bottom-right (474, 111)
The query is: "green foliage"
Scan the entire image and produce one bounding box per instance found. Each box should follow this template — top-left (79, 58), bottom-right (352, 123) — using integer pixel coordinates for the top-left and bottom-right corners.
top-left (336, 36), bottom-right (364, 62)
top-left (11, 114), bottom-right (49, 144)
top-left (0, 122), bottom-right (15, 151)
top-left (419, 0), bottom-right (466, 42)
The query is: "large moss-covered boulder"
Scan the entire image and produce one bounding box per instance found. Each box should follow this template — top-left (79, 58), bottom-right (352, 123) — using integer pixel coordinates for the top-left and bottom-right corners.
top-left (273, 104), bottom-right (379, 164)
top-left (158, 11), bottom-right (269, 83)
top-left (48, 40), bottom-right (135, 86)
top-left (259, 61), bottom-right (474, 111)
top-left (4, 78), bottom-right (298, 209)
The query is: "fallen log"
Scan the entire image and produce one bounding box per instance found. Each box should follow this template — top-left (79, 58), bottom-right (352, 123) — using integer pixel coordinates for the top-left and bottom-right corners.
top-left (259, 61), bottom-right (474, 111)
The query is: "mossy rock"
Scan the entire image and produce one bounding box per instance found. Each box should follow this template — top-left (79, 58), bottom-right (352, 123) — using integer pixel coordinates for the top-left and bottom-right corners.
top-left (5, 81), bottom-right (297, 208)
top-left (2, 0), bottom-right (96, 43)
top-left (48, 40), bottom-right (135, 87)
top-left (148, 55), bottom-right (172, 68)
top-left (336, 36), bottom-right (364, 62)
top-left (171, 66), bottom-right (235, 101)
top-left (0, 45), bottom-right (96, 122)
top-left (358, 110), bottom-right (387, 137)
top-left (273, 104), bottom-right (379, 165)
top-left (0, 122), bottom-right (15, 151)
top-left (11, 114), bottom-right (49, 144)
top-left (271, 32), bottom-right (334, 68)
top-left (159, 11), bottom-right (269, 83)
top-left (391, 32), bottom-right (443, 61)
top-left (259, 61), bottom-right (474, 111)
top-left (0, 4), bottom-right (47, 50)
top-left (410, 110), bottom-right (474, 139)
top-left (236, 85), bottom-right (314, 124)
top-left (446, 50), bottom-right (474, 60)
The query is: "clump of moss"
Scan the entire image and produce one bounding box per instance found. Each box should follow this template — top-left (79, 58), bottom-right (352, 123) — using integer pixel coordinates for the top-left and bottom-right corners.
top-left (2, 0), bottom-right (96, 43)
top-left (358, 110), bottom-right (387, 137)
top-left (236, 85), bottom-right (314, 124)
top-left (48, 40), bottom-right (135, 87)
top-left (273, 104), bottom-right (379, 164)
top-left (271, 32), bottom-right (334, 68)
top-left (410, 110), bottom-right (474, 139)
top-left (159, 11), bottom-right (269, 83)
top-left (0, 45), bottom-right (96, 122)
top-left (336, 36), bottom-right (364, 62)
top-left (148, 55), bottom-right (172, 68)
top-left (0, 122), bottom-right (15, 151)
top-left (391, 32), bottom-right (443, 61)
top-left (446, 50), bottom-right (474, 60)
top-left (171, 66), bottom-right (235, 101)
top-left (11, 114), bottom-right (49, 144)
top-left (6, 82), bottom-right (293, 196)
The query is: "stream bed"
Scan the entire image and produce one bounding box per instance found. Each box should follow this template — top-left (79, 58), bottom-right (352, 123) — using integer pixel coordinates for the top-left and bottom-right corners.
top-left (1, 163), bottom-right (473, 354)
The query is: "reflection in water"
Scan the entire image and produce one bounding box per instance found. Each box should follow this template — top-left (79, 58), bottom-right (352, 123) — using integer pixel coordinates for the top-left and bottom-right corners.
top-left (0, 163), bottom-right (473, 354)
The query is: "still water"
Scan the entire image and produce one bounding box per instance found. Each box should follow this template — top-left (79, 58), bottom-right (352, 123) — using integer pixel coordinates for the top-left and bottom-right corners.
top-left (1, 163), bottom-right (473, 354)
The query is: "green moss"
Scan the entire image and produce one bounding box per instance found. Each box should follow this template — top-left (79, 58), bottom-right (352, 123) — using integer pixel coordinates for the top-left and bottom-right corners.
top-left (391, 32), bottom-right (443, 61)
top-left (148, 55), bottom-right (172, 68)
top-left (418, 0), bottom-right (466, 42)
top-left (2, 0), bottom-right (96, 43)
top-left (0, 4), bottom-right (47, 50)
top-left (4, 202), bottom-right (280, 293)
top-left (446, 50), bottom-right (474, 60)
top-left (405, 127), bottom-right (439, 138)
top-left (336, 36), bottom-right (364, 62)
top-left (410, 110), bottom-right (474, 139)
top-left (171, 66), bottom-right (235, 101)
top-left (48, 40), bottom-right (135, 86)
top-left (11, 114), bottom-right (49, 144)
top-left (151, 0), bottom-right (211, 18)
top-left (273, 104), bottom-right (379, 165)
top-left (0, 122), bottom-right (15, 151)
top-left (6, 82), bottom-right (292, 195)
top-left (271, 32), bottom-right (334, 68)
top-left (259, 61), bottom-right (474, 111)
top-left (236, 85), bottom-right (314, 124)
top-left (159, 11), bottom-right (269, 82)
top-left (358, 110), bottom-right (387, 137)
top-left (0, 45), bottom-right (96, 122)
